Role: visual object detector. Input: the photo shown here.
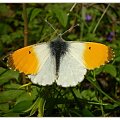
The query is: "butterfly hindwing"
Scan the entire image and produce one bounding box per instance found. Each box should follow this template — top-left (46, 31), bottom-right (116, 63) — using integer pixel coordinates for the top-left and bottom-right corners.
top-left (28, 56), bottom-right (56, 86)
top-left (56, 52), bottom-right (87, 87)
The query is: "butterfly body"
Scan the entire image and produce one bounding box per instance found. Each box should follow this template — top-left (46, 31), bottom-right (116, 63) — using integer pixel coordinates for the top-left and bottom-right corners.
top-left (50, 37), bottom-right (68, 77)
top-left (8, 37), bottom-right (114, 87)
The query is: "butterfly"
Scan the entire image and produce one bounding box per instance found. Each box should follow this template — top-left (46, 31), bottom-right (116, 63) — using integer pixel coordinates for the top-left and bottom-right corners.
top-left (7, 35), bottom-right (114, 87)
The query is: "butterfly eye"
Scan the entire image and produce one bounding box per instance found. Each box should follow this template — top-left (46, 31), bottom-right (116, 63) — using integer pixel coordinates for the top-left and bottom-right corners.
top-left (89, 47), bottom-right (91, 50)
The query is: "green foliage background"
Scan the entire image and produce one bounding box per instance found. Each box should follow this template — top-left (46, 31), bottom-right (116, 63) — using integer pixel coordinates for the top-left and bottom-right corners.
top-left (0, 3), bottom-right (120, 117)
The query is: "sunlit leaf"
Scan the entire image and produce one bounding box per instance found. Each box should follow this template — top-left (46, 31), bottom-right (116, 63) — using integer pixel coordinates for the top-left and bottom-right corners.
top-left (103, 64), bottom-right (117, 77)
top-left (0, 89), bottom-right (24, 103)
top-left (0, 67), bottom-right (19, 85)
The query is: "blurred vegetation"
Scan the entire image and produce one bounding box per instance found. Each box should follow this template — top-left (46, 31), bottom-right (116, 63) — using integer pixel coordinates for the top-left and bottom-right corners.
top-left (0, 3), bottom-right (120, 117)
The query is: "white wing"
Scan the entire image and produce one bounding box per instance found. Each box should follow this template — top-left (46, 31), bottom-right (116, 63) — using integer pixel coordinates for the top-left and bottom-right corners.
top-left (28, 56), bottom-right (56, 86)
top-left (56, 42), bottom-right (87, 87)
top-left (28, 43), bottom-right (56, 86)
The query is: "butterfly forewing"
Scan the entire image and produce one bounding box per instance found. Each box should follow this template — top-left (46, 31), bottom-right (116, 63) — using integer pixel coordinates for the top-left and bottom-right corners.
top-left (68, 42), bottom-right (114, 70)
top-left (8, 45), bottom-right (39, 74)
top-left (8, 43), bottom-right (50, 75)
top-left (83, 42), bottom-right (114, 69)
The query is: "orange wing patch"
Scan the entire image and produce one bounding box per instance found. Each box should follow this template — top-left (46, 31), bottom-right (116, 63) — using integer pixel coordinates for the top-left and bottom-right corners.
top-left (83, 42), bottom-right (114, 70)
top-left (8, 46), bottom-right (39, 75)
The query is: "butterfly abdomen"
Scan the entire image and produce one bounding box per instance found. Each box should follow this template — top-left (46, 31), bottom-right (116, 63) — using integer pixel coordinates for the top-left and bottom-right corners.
top-left (50, 37), bottom-right (68, 76)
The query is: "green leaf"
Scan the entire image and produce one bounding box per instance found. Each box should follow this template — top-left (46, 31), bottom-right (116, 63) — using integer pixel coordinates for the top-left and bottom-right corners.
top-left (0, 103), bottom-right (9, 112)
top-left (24, 96), bottom-right (45, 117)
top-left (1, 35), bottom-right (12, 44)
top-left (94, 66), bottom-right (103, 75)
top-left (0, 67), bottom-right (6, 74)
top-left (12, 100), bottom-right (33, 113)
top-left (38, 97), bottom-right (45, 117)
top-left (29, 8), bottom-right (41, 22)
top-left (0, 67), bottom-right (19, 85)
top-left (0, 23), bottom-right (12, 34)
top-left (114, 56), bottom-right (120, 62)
top-left (104, 103), bottom-right (119, 110)
top-left (72, 88), bottom-right (81, 98)
top-left (26, 7), bottom-right (34, 22)
top-left (16, 91), bottom-right (35, 104)
top-left (84, 33), bottom-right (96, 42)
top-left (16, 86), bottom-right (38, 104)
top-left (80, 90), bottom-right (96, 101)
top-left (82, 108), bottom-right (94, 117)
top-left (103, 64), bottom-right (117, 77)
top-left (3, 112), bottom-right (20, 117)
top-left (4, 83), bottom-right (21, 89)
top-left (69, 109), bottom-right (82, 116)
top-left (67, 34), bottom-right (77, 40)
top-left (53, 6), bottom-right (68, 27)
top-left (0, 4), bottom-right (9, 15)
top-left (27, 8), bottom-right (41, 23)
top-left (0, 89), bottom-right (24, 103)
top-left (29, 99), bottom-right (40, 116)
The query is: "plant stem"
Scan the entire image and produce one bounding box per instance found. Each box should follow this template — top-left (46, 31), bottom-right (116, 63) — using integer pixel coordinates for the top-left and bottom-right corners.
top-left (80, 4), bottom-right (86, 41)
top-left (87, 76), bottom-right (119, 105)
top-left (67, 3), bottom-right (77, 16)
top-left (23, 3), bottom-right (28, 47)
top-left (22, 3), bottom-right (28, 84)
top-left (93, 4), bottom-right (110, 34)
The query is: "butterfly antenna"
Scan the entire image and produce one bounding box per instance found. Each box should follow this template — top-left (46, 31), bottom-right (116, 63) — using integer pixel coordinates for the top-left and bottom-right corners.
top-left (45, 19), bottom-right (59, 35)
top-left (61, 24), bottom-right (79, 36)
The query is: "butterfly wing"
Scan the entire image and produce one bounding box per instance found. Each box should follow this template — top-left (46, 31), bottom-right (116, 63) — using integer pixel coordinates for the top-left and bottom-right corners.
top-left (69, 42), bottom-right (114, 70)
top-left (28, 56), bottom-right (56, 86)
top-left (56, 52), bottom-right (87, 87)
top-left (8, 43), bottom-right (56, 85)
top-left (56, 41), bottom-right (114, 87)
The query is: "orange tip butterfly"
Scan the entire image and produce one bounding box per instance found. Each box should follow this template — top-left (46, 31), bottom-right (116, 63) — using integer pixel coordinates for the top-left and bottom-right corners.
top-left (7, 35), bottom-right (114, 87)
